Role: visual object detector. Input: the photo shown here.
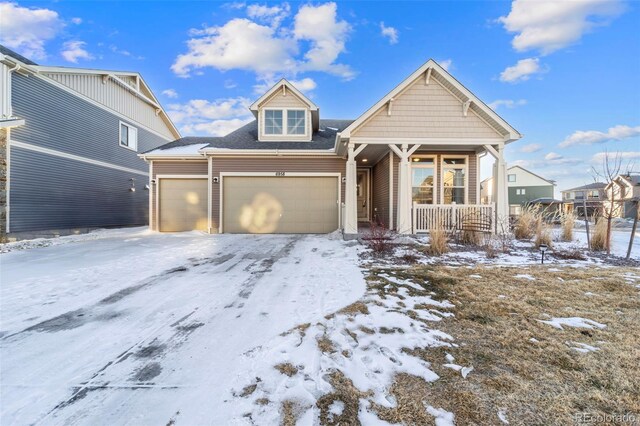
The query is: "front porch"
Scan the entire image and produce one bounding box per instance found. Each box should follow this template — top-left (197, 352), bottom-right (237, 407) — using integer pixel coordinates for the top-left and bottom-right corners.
top-left (343, 142), bottom-right (509, 235)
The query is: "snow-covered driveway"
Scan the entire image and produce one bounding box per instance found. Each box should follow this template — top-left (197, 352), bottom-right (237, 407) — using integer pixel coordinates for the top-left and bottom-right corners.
top-left (0, 229), bottom-right (365, 425)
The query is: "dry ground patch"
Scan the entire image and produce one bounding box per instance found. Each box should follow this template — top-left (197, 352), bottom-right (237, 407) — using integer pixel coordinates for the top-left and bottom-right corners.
top-left (384, 265), bottom-right (640, 425)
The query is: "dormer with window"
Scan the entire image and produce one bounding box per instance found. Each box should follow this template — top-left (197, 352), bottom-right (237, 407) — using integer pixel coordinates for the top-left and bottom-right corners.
top-left (249, 79), bottom-right (319, 142)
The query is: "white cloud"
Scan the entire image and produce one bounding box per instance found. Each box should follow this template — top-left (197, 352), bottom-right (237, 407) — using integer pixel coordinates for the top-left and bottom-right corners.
top-left (252, 76), bottom-right (317, 95)
top-left (167, 97), bottom-right (253, 136)
top-left (293, 3), bottom-right (354, 79)
top-left (520, 143), bottom-right (542, 153)
top-left (172, 2), bottom-right (353, 80)
top-left (591, 151), bottom-right (640, 164)
top-left (162, 89), bottom-right (178, 99)
top-left (380, 22), bottom-right (398, 44)
top-left (499, 58), bottom-right (544, 83)
top-left (560, 125), bottom-right (640, 148)
top-left (0, 2), bottom-right (63, 60)
top-left (109, 44), bottom-right (144, 60)
top-left (71, 17), bottom-right (82, 24)
top-left (488, 99), bottom-right (527, 110)
top-left (224, 79), bottom-right (238, 89)
top-left (498, 0), bottom-right (625, 55)
top-left (544, 152), bottom-right (563, 161)
top-left (438, 59), bottom-right (453, 71)
top-left (60, 40), bottom-right (93, 63)
top-left (247, 3), bottom-right (290, 28)
top-left (172, 18), bottom-right (297, 77)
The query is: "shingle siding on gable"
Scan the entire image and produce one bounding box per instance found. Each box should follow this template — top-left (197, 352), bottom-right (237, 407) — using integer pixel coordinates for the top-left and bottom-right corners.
top-left (261, 89), bottom-right (307, 109)
top-left (352, 76), bottom-right (503, 139)
top-left (8, 72), bottom-right (169, 234)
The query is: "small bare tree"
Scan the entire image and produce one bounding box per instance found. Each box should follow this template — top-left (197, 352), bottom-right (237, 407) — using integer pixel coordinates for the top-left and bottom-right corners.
top-left (591, 151), bottom-right (635, 255)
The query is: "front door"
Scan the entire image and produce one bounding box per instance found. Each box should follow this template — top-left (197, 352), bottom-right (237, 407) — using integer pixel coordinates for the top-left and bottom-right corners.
top-left (357, 170), bottom-right (369, 221)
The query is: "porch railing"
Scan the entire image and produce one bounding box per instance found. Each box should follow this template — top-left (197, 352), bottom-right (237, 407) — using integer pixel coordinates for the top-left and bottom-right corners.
top-left (412, 203), bottom-right (495, 233)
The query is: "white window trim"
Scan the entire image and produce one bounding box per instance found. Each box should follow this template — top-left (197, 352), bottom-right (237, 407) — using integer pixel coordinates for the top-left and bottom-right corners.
top-left (508, 174), bottom-right (516, 182)
top-left (259, 107), bottom-right (311, 141)
top-left (119, 121), bottom-right (138, 152)
top-left (440, 154), bottom-right (469, 205)
top-left (410, 154), bottom-right (436, 205)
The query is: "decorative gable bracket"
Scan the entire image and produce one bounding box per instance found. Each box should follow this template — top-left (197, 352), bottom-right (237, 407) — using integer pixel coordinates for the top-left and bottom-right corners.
top-left (462, 100), bottom-right (472, 117)
top-left (387, 98), bottom-right (395, 116)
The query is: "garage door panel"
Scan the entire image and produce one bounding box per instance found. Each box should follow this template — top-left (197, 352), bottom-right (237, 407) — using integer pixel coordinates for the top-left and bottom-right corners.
top-left (159, 179), bottom-right (208, 232)
top-left (223, 176), bottom-right (339, 234)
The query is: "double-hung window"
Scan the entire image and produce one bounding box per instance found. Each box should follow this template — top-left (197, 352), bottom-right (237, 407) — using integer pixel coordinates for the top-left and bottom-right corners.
top-left (442, 157), bottom-right (467, 204)
top-left (264, 109), bottom-right (306, 136)
top-left (119, 121), bottom-right (138, 151)
top-left (411, 157), bottom-right (435, 204)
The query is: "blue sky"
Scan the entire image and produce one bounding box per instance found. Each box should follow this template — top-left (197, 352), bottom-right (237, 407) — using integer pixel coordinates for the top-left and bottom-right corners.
top-left (2, 0), bottom-right (639, 191)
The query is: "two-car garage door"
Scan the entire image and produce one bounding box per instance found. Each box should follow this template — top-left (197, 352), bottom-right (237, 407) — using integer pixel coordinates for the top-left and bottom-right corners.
top-left (222, 176), bottom-right (339, 234)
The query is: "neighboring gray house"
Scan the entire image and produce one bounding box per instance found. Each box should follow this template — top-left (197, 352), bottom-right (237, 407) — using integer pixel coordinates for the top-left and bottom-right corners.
top-left (0, 45), bottom-right (180, 240)
top-left (481, 165), bottom-right (555, 216)
top-left (561, 182), bottom-right (606, 218)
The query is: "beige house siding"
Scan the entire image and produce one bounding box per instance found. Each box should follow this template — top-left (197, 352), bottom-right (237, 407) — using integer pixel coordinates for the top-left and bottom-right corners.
top-left (150, 160), bottom-right (208, 230)
top-left (351, 75), bottom-right (503, 139)
top-left (371, 154), bottom-right (390, 227)
top-left (41, 72), bottom-right (175, 140)
top-left (211, 156), bottom-right (346, 233)
top-left (261, 89), bottom-right (308, 109)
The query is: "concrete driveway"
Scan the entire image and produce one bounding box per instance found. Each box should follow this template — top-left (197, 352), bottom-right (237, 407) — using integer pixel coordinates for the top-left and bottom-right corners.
top-left (0, 229), bottom-right (365, 425)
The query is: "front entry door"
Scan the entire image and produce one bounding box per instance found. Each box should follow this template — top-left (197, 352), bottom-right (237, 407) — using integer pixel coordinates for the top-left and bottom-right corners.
top-left (357, 170), bottom-right (369, 221)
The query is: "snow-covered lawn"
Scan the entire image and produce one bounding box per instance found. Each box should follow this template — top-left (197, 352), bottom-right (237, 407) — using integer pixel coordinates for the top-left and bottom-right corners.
top-left (574, 228), bottom-right (639, 259)
top-left (0, 229), bottom-right (365, 425)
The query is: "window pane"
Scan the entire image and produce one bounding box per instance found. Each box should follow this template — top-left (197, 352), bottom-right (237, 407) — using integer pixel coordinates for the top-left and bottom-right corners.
top-left (444, 188), bottom-right (465, 204)
top-left (442, 168), bottom-right (465, 187)
top-left (287, 110), bottom-right (305, 135)
top-left (444, 158), bottom-right (466, 165)
top-left (411, 157), bottom-right (434, 164)
top-left (508, 174), bottom-right (516, 182)
top-left (412, 168), bottom-right (434, 204)
top-left (120, 123), bottom-right (128, 146)
top-left (265, 110), bottom-right (283, 134)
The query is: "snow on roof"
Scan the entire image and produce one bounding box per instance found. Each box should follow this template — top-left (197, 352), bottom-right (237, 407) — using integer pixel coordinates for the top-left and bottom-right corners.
top-left (144, 143), bottom-right (208, 156)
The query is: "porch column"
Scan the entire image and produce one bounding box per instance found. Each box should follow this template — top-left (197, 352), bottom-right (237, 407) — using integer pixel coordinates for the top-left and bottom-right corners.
top-left (397, 144), bottom-right (412, 233)
top-left (344, 144), bottom-right (358, 234)
top-left (492, 144), bottom-right (509, 233)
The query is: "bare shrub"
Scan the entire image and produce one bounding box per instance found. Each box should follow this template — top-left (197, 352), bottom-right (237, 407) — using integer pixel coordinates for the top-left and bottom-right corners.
top-left (560, 211), bottom-right (575, 242)
top-left (552, 248), bottom-right (586, 260)
top-left (591, 218), bottom-right (608, 251)
top-left (362, 221), bottom-right (396, 254)
top-left (461, 229), bottom-right (484, 246)
top-left (426, 222), bottom-right (449, 256)
top-left (513, 205), bottom-right (538, 240)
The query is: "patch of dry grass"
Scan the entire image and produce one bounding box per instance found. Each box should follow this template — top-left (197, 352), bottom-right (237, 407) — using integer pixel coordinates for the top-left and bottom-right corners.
top-left (591, 219), bottom-right (608, 251)
top-left (317, 335), bottom-right (337, 354)
top-left (534, 220), bottom-right (553, 249)
top-left (390, 264), bottom-right (640, 424)
top-left (514, 206), bottom-right (538, 240)
top-left (426, 222), bottom-right (449, 256)
top-left (560, 211), bottom-right (576, 242)
top-left (274, 362), bottom-right (298, 377)
top-left (316, 370), bottom-right (372, 425)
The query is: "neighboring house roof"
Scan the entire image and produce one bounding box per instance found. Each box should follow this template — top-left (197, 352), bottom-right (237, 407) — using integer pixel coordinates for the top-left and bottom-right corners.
top-left (529, 197), bottom-right (563, 204)
top-left (0, 45), bottom-right (38, 65)
top-left (0, 44), bottom-right (180, 139)
top-left (143, 119), bottom-right (354, 156)
top-left (481, 165), bottom-right (555, 186)
top-left (562, 182), bottom-right (607, 192)
top-left (339, 59), bottom-right (522, 141)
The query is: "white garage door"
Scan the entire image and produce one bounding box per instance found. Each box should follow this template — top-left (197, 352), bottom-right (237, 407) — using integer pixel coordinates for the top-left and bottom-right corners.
top-left (223, 176), bottom-right (339, 234)
top-left (159, 179), bottom-right (208, 232)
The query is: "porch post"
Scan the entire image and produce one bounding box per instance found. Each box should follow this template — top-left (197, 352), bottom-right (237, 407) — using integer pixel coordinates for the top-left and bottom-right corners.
top-left (493, 143), bottom-right (509, 233)
top-left (344, 143), bottom-right (358, 235)
top-left (397, 144), bottom-right (412, 234)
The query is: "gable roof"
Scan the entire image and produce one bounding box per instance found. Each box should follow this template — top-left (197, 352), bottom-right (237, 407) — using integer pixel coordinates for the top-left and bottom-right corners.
top-left (562, 182), bottom-right (607, 192)
top-left (340, 59), bottom-right (522, 140)
top-left (0, 44), bottom-right (180, 139)
top-left (507, 165), bottom-right (556, 186)
top-left (142, 119), bottom-right (354, 157)
top-left (249, 78), bottom-right (320, 132)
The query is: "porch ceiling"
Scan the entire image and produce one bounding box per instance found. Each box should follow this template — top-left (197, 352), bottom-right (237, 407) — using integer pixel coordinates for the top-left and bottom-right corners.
top-left (354, 143), bottom-right (487, 166)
